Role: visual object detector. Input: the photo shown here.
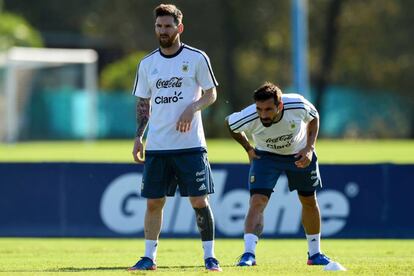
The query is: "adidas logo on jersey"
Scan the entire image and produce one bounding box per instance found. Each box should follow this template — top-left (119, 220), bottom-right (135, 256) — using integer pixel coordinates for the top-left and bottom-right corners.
top-left (198, 184), bottom-right (206, 191)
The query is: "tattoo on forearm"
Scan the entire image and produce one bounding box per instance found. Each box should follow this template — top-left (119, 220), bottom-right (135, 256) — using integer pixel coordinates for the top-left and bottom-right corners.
top-left (136, 98), bottom-right (150, 138)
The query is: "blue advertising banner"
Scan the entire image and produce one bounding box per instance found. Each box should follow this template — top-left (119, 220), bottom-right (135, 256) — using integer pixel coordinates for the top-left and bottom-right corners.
top-left (0, 163), bottom-right (413, 238)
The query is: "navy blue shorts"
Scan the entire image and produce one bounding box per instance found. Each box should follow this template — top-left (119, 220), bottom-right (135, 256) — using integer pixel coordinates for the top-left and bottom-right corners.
top-left (141, 151), bottom-right (214, 199)
top-left (248, 149), bottom-right (322, 193)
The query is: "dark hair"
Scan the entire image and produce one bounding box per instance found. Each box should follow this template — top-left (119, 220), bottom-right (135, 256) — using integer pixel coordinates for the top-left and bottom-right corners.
top-left (253, 82), bottom-right (283, 105)
top-left (154, 4), bottom-right (183, 25)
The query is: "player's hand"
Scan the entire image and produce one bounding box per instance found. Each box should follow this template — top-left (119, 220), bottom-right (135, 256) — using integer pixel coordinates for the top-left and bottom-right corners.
top-left (247, 148), bottom-right (260, 163)
top-left (132, 137), bottom-right (145, 163)
top-left (294, 147), bottom-right (313, 168)
top-left (176, 104), bottom-right (195, 132)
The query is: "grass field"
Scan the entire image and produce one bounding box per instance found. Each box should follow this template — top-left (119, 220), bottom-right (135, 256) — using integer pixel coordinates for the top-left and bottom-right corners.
top-left (1, 139), bottom-right (413, 163)
top-left (1, 140), bottom-right (413, 275)
top-left (1, 238), bottom-right (413, 275)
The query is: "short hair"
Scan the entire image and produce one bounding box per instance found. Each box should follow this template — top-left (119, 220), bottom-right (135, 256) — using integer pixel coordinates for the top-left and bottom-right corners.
top-left (154, 4), bottom-right (183, 25)
top-left (253, 82), bottom-right (283, 105)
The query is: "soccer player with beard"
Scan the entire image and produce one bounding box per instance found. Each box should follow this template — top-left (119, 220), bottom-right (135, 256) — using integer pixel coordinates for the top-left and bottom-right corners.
top-left (129, 4), bottom-right (221, 272)
top-left (225, 82), bottom-right (332, 267)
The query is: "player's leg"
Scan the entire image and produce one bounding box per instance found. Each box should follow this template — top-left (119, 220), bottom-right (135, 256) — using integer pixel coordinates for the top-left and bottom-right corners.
top-left (297, 191), bottom-right (330, 265)
top-left (238, 190), bottom-right (271, 266)
top-left (173, 151), bottom-right (222, 271)
top-left (144, 197), bottom-right (166, 256)
top-left (244, 192), bottom-right (270, 235)
top-left (287, 152), bottom-right (330, 265)
top-left (189, 196), bottom-right (216, 257)
top-left (238, 151), bottom-right (280, 266)
top-left (129, 155), bottom-right (171, 271)
top-left (298, 191), bottom-right (321, 255)
top-left (189, 196), bottom-right (221, 271)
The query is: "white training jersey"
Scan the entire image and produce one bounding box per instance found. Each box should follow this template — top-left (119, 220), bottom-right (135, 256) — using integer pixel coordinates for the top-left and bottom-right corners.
top-left (132, 43), bottom-right (218, 152)
top-left (227, 94), bottom-right (318, 155)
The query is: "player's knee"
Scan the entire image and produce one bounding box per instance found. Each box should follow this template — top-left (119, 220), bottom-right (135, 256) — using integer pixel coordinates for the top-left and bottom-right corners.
top-left (299, 194), bottom-right (318, 208)
top-left (250, 194), bottom-right (269, 210)
top-left (147, 198), bottom-right (166, 212)
top-left (189, 196), bottom-right (208, 209)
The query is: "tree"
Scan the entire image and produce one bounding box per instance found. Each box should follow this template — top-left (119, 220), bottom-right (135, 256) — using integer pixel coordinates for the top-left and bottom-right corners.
top-left (0, 12), bottom-right (43, 50)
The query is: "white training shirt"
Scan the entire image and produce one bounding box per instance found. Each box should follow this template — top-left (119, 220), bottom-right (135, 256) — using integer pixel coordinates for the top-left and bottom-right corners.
top-left (227, 94), bottom-right (318, 155)
top-left (132, 43), bottom-right (218, 152)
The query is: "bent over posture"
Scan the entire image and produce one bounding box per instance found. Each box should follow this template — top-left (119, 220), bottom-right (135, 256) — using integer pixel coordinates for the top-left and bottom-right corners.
top-left (129, 4), bottom-right (221, 272)
top-left (226, 82), bottom-right (331, 266)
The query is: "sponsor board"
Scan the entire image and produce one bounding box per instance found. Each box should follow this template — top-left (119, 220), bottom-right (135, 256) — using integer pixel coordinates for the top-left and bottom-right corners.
top-left (0, 163), bottom-right (413, 238)
top-left (99, 171), bottom-right (351, 237)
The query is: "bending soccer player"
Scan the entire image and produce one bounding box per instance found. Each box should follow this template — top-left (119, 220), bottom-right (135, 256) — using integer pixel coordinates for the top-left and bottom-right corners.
top-left (225, 82), bottom-right (331, 266)
top-left (129, 4), bottom-right (221, 272)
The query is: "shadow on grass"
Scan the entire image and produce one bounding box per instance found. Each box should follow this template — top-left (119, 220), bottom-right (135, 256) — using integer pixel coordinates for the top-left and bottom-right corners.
top-left (0, 265), bottom-right (215, 273)
top-left (0, 267), bottom-right (126, 273)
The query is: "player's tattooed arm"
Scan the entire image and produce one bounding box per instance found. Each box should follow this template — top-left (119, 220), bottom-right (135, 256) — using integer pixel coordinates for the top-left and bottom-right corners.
top-left (135, 97), bottom-right (150, 138)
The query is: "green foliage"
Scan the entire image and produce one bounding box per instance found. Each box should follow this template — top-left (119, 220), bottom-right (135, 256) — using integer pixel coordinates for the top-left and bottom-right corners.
top-left (0, 238), bottom-right (413, 275)
top-left (99, 51), bottom-right (146, 92)
top-left (0, 12), bottom-right (43, 51)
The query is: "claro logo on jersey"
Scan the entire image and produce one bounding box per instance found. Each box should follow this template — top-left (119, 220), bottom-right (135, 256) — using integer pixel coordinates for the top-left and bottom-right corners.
top-left (155, 91), bottom-right (183, 104)
top-left (100, 170), bottom-right (356, 237)
top-left (156, 77), bottom-right (183, 88)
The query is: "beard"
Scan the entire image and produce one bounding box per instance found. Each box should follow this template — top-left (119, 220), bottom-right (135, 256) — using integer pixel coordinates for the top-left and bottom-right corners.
top-left (158, 33), bottom-right (178, 48)
top-left (260, 118), bottom-right (273, 127)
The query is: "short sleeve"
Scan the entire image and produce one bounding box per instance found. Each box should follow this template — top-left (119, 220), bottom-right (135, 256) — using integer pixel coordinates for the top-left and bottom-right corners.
top-left (227, 105), bottom-right (258, 133)
top-left (302, 97), bottom-right (319, 123)
top-left (195, 53), bottom-right (219, 91)
top-left (132, 62), bottom-right (151, 98)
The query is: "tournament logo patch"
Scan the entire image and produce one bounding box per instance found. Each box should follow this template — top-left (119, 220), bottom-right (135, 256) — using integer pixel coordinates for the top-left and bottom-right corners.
top-left (250, 175), bottom-right (255, 183)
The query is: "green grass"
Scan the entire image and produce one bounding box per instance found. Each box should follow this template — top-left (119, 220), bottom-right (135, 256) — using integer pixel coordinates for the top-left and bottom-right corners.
top-left (0, 238), bottom-right (413, 275)
top-left (0, 139), bottom-right (413, 163)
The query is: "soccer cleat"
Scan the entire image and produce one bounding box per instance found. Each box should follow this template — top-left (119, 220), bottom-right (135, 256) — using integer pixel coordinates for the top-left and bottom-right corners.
top-left (205, 257), bottom-right (222, 272)
top-left (307, 252), bottom-right (331, 265)
top-left (237, 252), bottom-right (256, 266)
top-left (128, 257), bottom-right (157, 271)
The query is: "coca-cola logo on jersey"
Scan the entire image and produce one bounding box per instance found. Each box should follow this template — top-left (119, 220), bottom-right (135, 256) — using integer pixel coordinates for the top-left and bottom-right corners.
top-left (265, 133), bottom-right (293, 143)
top-left (156, 77), bottom-right (183, 89)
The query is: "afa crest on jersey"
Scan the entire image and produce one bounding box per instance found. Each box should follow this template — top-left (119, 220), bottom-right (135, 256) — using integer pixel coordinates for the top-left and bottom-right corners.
top-left (289, 120), bottom-right (299, 130)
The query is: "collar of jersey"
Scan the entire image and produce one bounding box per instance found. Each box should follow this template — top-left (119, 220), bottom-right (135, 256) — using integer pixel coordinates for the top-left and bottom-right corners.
top-left (159, 43), bottom-right (185, 59)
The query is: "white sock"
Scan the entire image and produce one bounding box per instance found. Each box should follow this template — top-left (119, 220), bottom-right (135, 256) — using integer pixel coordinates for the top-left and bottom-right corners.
top-left (202, 240), bottom-right (215, 259)
top-left (244, 233), bottom-right (258, 254)
top-left (145, 239), bottom-right (158, 261)
top-left (306, 233), bottom-right (321, 256)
